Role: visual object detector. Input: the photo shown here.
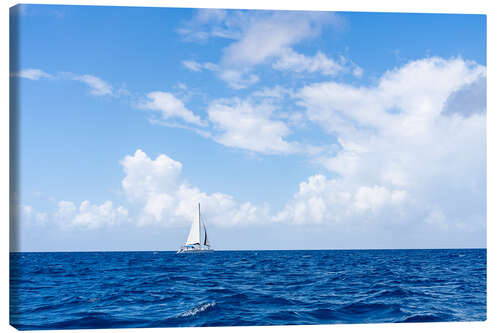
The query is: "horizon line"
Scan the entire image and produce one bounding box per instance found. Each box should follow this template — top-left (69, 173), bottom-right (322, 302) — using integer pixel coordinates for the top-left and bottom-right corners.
top-left (10, 247), bottom-right (487, 253)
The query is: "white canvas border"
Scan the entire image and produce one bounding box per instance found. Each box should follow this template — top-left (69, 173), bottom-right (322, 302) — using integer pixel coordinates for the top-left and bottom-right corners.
top-left (2, 1), bottom-right (497, 332)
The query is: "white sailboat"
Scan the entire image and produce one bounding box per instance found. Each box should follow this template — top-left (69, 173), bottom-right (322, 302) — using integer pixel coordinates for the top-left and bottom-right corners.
top-left (177, 203), bottom-right (213, 253)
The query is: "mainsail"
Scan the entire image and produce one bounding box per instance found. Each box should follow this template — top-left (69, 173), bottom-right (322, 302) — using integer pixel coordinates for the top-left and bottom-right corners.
top-left (183, 203), bottom-right (210, 247)
top-left (185, 204), bottom-right (201, 245)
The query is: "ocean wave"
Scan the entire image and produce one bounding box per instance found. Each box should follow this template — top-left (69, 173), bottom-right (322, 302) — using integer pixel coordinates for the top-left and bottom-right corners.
top-left (178, 302), bottom-right (217, 318)
top-left (10, 249), bottom-right (486, 328)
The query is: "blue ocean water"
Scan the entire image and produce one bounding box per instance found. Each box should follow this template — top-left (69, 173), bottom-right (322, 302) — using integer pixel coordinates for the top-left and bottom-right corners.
top-left (10, 249), bottom-right (486, 329)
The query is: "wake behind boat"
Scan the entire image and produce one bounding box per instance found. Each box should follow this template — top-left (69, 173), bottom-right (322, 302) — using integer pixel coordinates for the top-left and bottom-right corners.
top-left (177, 203), bottom-right (213, 253)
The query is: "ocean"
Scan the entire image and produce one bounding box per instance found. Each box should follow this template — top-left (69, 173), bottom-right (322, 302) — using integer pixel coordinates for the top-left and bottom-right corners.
top-left (10, 249), bottom-right (486, 329)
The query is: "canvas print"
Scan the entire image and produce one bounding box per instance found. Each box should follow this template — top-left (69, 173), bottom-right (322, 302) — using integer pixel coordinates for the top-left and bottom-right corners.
top-left (9, 4), bottom-right (486, 330)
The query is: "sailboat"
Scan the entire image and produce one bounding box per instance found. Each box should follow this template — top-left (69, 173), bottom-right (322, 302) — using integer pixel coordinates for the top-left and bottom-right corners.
top-left (177, 203), bottom-right (213, 253)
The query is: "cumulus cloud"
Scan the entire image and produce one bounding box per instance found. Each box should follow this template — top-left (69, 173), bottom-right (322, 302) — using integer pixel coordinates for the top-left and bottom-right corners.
top-left (354, 186), bottom-right (407, 213)
top-left (273, 175), bottom-right (409, 225)
top-left (207, 98), bottom-right (299, 154)
top-left (298, 57), bottom-right (485, 138)
top-left (120, 149), bottom-right (269, 227)
top-left (121, 149), bottom-right (183, 202)
top-left (280, 57), bottom-right (486, 233)
top-left (18, 205), bottom-right (50, 228)
top-left (14, 68), bottom-right (52, 80)
top-left (138, 91), bottom-right (204, 126)
top-left (55, 200), bottom-right (128, 229)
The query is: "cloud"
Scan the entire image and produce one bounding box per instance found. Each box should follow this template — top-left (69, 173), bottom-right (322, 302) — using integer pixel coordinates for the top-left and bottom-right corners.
top-left (73, 74), bottom-right (113, 96)
top-left (13, 69), bottom-right (121, 97)
top-left (272, 49), bottom-right (345, 76)
top-left (138, 91), bottom-right (204, 126)
top-left (35, 212), bottom-right (48, 224)
top-left (182, 60), bottom-right (204, 72)
top-left (218, 70), bottom-right (259, 89)
top-left (182, 60), bottom-right (220, 73)
top-left (120, 149), bottom-right (269, 227)
top-left (18, 205), bottom-right (49, 227)
top-left (424, 207), bottom-right (448, 231)
top-left (121, 149), bottom-right (183, 202)
top-left (182, 59), bottom-right (258, 89)
top-left (252, 85), bottom-right (291, 99)
top-left (354, 185), bottom-right (407, 213)
top-left (55, 200), bottom-right (128, 229)
top-left (273, 175), bottom-right (409, 225)
top-left (177, 8), bottom-right (238, 41)
top-left (180, 10), bottom-right (345, 88)
top-left (14, 68), bottom-right (52, 80)
top-left (22, 205), bottom-right (33, 218)
top-left (279, 57), bottom-right (486, 233)
top-left (352, 64), bottom-right (363, 78)
top-left (220, 11), bottom-right (336, 67)
top-left (442, 75), bottom-right (486, 117)
top-left (298, 57), bottom-right (485, 138)
top-left (207, 98), bottom-right (299, 154)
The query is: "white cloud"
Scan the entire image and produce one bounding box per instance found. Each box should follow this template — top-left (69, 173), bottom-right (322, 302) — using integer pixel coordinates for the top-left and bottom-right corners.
top-left (182, 60), bottom-right (220, 73)
top-left (181, 59), bottom-right (258, 90)
top-left (283, 57), bottom-right (486, 232)
top-left (22, 205), bottom-right (33, 218)
top-left (354, 186), bottom-right (407, 213)
top-left (218, 70), bottom-right (259, 89)
top-left (55, 200), bottom-right (128, 229)
top-left (272, 49), bottom-right (345, 76)
top-left (182, 60), bottom-right (203, 72)
top-left (177, 8), bottom-right (238, 41)
top-left (14, 69), bottom-right (52, 80)
top-left (121, 149), bottom-right (183, 202)
top-left (18, 205), bottom-right (50, 227)
top-left (298, 57), bottom-right (485, 138)
top-left (424, 208), bottom-right (448, 231)
top-left (252, 85), bottom-right (290, 99)
top-left (35, 212), bottom-right (48, 225)
top-left (73, 74), bottom-right (113, 96)
top-left (221, 11), bottom-right (335, 67)
top-left (14, 70), bottom-right (120, 97)
top-left (139, 91), bottom-right (204, 126)
top-left (273, 175), bottom-right (408, 225)
top-left (120, 149), bottom-right (269, 227)
top-left (55, 201), bottom-right (77, 220)
top-left (180, 10), bottom-right (342, 88)
top-left (352, 64), bottom-right (363, 78)
top-left (207, 98), bottom-right (299, 154)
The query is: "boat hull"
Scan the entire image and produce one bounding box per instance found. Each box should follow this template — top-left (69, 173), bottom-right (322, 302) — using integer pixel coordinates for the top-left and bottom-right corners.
top-left (177, 248), bottom-right (214, 254)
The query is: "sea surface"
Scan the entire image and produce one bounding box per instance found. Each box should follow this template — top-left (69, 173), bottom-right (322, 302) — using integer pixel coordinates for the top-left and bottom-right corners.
top-left (10, 249), bottom-right (486, 329)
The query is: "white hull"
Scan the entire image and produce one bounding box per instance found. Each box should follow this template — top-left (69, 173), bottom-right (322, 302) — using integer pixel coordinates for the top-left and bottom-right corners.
top-left (177, 247), bottom-right (214, 254)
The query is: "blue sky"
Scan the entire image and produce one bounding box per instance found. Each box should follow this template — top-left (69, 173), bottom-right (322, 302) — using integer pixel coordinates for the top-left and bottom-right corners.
top-left (11, 4), bottom-right (486, 251)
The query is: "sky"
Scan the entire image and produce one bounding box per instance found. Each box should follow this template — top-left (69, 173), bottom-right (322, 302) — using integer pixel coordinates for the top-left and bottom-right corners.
top-left (10, 4), bottom-right (487, 251)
